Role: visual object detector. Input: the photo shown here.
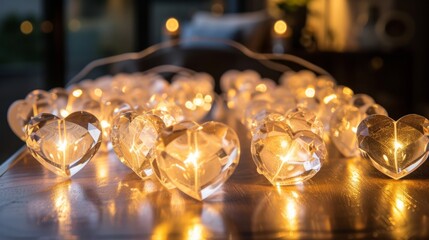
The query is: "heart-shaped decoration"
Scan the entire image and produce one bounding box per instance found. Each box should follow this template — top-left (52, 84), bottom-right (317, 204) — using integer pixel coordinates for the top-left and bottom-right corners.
top-left (25, 111), bottom-right (102, 177)
top-left (251, 114), bottom-right (327, 185)
top-left (8, 90), bottom-right (53, 140)
top-left (330, 104), bottom-right (387, 157)
top-left (357, 114), bottom-right (429, 179)
top-left (171, 73), bottom-right (215, 121)
top-left (111, 110), bottom-right (166, 179)
top-left (153, 121), bottom-right (240, 200)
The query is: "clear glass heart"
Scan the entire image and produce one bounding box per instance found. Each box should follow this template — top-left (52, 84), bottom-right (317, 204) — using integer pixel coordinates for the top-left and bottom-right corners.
top-left (25, 111), bottom-right (102, 177)
top-left (171, 73), bottom-right (215, 121)
top-left (7, 90), bottom-right (53, 140)
top-left (357, 114), bottom-right (429, 179)
top-left (330, 104), bottom-right (387, 157)
top-left (251, 114), bottom-right (326, 185)
top-left (153, 121), bottom-right (240, 200)
top-left (111, 110), bottom-right (166, 179)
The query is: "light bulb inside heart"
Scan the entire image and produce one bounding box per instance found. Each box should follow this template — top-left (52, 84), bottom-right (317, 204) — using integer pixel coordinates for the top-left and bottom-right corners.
top-left (251, 118), bottom-right (326, 185)
top-left (111, 110), bottom-right (166, 179)
top-left (25, 111), bottom-right (102, 177)
top-left (8, 90), bottom-right (53, 140)
top-left (153, 121), bottom-right (240, 201)
top-left (357, 114), bottom-right (429, 179)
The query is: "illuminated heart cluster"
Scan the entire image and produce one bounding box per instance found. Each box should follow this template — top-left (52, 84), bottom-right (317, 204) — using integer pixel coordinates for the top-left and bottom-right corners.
top-left (8, 62), bottom-right (429, 202)
top-left (9, 70), bottom-right (241, 201)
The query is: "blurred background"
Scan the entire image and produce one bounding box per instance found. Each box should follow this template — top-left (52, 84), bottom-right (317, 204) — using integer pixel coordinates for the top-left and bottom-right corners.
top-left (0, 0), bottom-right (428, 162)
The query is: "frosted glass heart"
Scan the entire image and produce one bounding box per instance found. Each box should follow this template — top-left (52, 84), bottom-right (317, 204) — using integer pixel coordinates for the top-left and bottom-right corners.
top-left (7, 90), bottom-right (53, 140)
top-left (251, 114), bottom-right (327, 185)
top-left (111, 110), bottom-right (166, 179)
top-left (357, 114), bottom-right (429, 179)
top-left (153, 121), bottom-right (240, 200)
top-left (330, 104), bottom-right (387, 157)
top-left (25, 111), bottom-right (102, 177)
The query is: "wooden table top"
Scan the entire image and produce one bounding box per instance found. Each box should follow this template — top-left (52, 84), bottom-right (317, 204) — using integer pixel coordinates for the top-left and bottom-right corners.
top-left (1, 120), bottom-right (429, 240)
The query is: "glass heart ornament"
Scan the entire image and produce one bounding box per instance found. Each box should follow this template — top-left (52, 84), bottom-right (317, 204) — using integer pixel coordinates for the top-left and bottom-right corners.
top-left (25, 111), bottom-right (102, 177)
top-left (357, 114), bottom-right (429, 179)
top-left (171, 72), bottom-right (215, 121)
top-left (330, 103), bottom-right (387, 158)
top-left (251, 113), bottom-right (327, 186)
top-left (7, 90), bottom-right (54, 140)
top-left (153, 121), bottom-right (240, 201)
top-left (111, 110), bottom-right (167, 179)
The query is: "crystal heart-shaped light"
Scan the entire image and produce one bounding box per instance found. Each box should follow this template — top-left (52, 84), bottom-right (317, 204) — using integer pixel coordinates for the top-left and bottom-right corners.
top-left (7, 90), bottom-right (53, 140)
top-left (357, 114), bottom-right (429, 179)
top-left (330, 104), bottom-right (387, 157)
top-left (25, 111), bottom-right (102, 177)
top-left (153, 121), bottom-right (240, 200)
top-left (111, 110), bottom-right (166, 179)
top-left (171, 73), bottom-right (215, 121)
top-left (251, 115), bottom-right (326, 185)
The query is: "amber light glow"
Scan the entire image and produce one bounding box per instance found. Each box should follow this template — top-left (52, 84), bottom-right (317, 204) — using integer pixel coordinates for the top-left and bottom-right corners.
top-left (20, 20), bottom-right (33, 34)
top-left (274, 20), bottom-right (287, 35)
top-left (165, 17), bottom-right (179, 33)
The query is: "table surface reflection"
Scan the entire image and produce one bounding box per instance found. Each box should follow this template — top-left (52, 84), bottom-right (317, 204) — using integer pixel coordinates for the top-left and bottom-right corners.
top-left (1, 120), bottom-right (429, 240)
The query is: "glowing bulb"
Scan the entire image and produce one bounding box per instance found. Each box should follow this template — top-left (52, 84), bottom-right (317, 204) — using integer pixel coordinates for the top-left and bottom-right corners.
top-left (256, 83), bottom-right (267, 92)
top-left (304, 87), bottom-right (315, 98)
top-left (323, 94), bottom-right (337, 104)
top-left (57, 140), bottom-right (67, 152)
top-left (60, 109), bottom-right (69, 118)
top-left (394, 141), bottom-right (402, 150)
top-left (101, 120), bottom-right (110, 129)
top-left (166, 17), bottom-right (179, 33)
top-left (184, 150), bottom-right (200, 167)
top-left (72, 89), bottom-right (83, 98)
top-left (20, 20), bottom-right (33, 34)
top-left (274, 20), bottom-right (287, 35)
top-left (94, 88), bottom-right (103, 98)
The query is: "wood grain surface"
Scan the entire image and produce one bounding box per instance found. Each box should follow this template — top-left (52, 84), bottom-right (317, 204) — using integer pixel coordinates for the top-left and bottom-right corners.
top-left (1, 120), bottom-right (429, 239)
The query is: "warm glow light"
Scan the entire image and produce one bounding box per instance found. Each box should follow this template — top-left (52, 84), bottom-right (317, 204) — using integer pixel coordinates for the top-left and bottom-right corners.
top-left (165, 17), bottom-right (179, 33)
top-left (394, 141), bottom-right (402, 150)
top-left (204, 95), bottom-right (212, 103)
top-left (304, 87), bottom-right (315, 98)
top-left (274, 20), bottom-right (287, 35)
top-left (101, 120), bottom-right (110, 129)
top-left (94, 88), bottom-right (103, 97)
top-left (186, 223), bottom-right (205, 240)
top-left (60, 109), bottom-right (69, 118)
top-left (20, 20), bottom-right (33, 34)
top-left (184, 151), bottom-right (200, 167)
top-left (256, 83), bottom-right (267, 92)
top-left (286, 200), bottom-right (297, 220)
top-left (57, 140), bottom-right (68, 152)
top-left (323, 94), bottom-right (337, 104)
top-left (72, 89), bottom-right (83, 97)
top-left (342, 87), bottom-right (354, 96)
